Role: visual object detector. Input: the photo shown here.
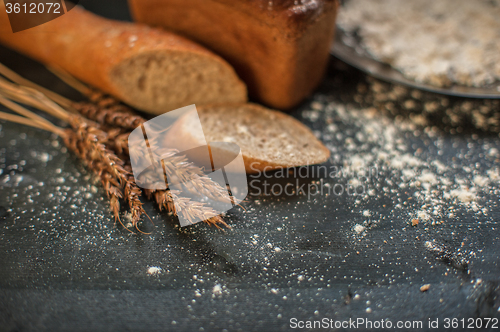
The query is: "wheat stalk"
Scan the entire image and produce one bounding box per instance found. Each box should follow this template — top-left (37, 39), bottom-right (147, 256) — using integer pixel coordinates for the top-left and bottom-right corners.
top-left (0, 68), bottom-right (230, 229)
top-left (144, 189), bottom-right (227, 228)
top-left (2, 64), bottom-right (234, 204)
top-left (73, 101), bottom-right (144, 130)
top-left (0, 109), bottom-right (58, 133)
top-left (47, 65), bottom-right (138, 115)
top-left (0, 93), bottom-right (146, 228)
top-left (66, 119), bottom-right (148, 231)
top-left (0, 62), bottom-right (74, 110)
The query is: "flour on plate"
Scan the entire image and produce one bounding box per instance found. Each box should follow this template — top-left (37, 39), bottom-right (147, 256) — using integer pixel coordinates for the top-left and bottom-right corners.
top-left (337, 0), bottom-right (500, 87)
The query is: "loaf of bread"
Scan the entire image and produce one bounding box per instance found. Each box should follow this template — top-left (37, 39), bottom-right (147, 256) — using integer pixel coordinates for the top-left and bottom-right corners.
top-left (0, 5), bottom-right (247, 114)
top-left (165, 103), bottom-right (331, 173)
top-left (128, 0), bottom-right (339, 110)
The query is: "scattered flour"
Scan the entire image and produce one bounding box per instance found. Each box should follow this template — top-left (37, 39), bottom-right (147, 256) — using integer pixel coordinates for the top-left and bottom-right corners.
top-left (303, 95), bottom-right (498, 229)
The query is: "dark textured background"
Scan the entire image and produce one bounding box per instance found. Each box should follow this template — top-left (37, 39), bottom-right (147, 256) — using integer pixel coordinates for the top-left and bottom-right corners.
top-left (0, 1), bottom-right (499, 331)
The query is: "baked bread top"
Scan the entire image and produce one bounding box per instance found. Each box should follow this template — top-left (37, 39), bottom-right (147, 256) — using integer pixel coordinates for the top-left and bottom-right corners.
top-left (213, 0), bottom-right (338, 34)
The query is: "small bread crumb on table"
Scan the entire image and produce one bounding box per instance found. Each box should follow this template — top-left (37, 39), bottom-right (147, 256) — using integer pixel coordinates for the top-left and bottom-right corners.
top-left (147, 266), bottom-right (162, 275)
top-left (420, 284), bottom-right (431, 292)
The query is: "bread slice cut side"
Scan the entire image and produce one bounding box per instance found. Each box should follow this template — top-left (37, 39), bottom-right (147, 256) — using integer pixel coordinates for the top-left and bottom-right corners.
top-left (110, 51), bottom-right (248, 114)
top-left (164, 103), bottom-right (331, 173)
top-left (0, 5), bottom-right (248, 115)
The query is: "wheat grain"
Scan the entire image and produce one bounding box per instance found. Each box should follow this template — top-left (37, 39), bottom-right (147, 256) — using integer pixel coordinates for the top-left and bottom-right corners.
top-left (0, 64), bottom-right (232, 229)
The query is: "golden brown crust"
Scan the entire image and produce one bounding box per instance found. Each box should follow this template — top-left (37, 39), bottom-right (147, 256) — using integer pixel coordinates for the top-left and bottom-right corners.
top-left (0, 4), bottom-right (247, 112)
top-left (210, 0), bottom-right (338, 33)
top-left (129, 0), bottom-right (339, 110)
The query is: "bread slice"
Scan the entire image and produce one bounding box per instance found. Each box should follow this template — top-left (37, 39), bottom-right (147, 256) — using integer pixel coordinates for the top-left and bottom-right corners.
top-left (0, 5), bottom-right (247, 115)
top-left (129, 0), bottom-right (339, 110)
top-left (164, 104), bottom-right (331, 173)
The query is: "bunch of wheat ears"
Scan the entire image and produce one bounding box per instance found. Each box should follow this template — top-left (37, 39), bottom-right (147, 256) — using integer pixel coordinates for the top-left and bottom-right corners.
top-left (0, 63), bottom-right (231, 232)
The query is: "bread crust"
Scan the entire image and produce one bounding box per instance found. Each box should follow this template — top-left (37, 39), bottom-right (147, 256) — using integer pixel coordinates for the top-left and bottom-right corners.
top-left (0, 4), bottom-right (247, 113)
top-left (129, 0), bottom-right (339, 110)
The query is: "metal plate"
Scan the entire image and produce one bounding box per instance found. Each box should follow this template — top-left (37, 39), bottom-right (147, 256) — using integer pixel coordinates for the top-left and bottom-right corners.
top-left (331, 29), bottom-right (500, 99)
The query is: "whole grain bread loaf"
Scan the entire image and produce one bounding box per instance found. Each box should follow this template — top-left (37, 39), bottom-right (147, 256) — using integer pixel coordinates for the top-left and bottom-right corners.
top-left (0, 5), bottom-right (247, 114)
top-left (129, 0), bottom-right (339, 110)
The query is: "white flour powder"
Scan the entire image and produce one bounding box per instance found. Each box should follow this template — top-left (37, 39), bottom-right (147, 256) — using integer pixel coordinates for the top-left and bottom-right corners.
top-left (337, 0), bottom-right (500, 87)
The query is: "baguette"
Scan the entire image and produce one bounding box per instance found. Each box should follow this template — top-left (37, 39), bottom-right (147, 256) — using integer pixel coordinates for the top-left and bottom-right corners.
top-left (0, 5), bottom-right (247, 115)
top-left (165, 103), bottom-right (331, 173)
top-left (129, 0), bottom-right (339, 110)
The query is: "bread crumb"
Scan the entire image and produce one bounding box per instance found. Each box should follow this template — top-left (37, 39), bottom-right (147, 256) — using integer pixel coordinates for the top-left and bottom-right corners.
top-left (354, 224), bottom-right (366, 234)
top-left (418, 171), bottom-right (438, 186)
top-left (417, 210), bottom-right (430, 221)
top-left (147, 266), bottom-right (162, 275)
top-left (473, 175), bottom-right (489, 187)
top-left (450, 188), bottom-right (476, 203)
top-left (420, 284), bottom-right (431, 292)
top-left (212, 284), bottom-right (222, 296)
top-left (487, 168), bottom-right (500, 182)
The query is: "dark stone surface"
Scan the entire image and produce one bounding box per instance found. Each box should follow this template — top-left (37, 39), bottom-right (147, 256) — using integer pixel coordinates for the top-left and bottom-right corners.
top-left (0, 1), bottom-right (499, 331)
